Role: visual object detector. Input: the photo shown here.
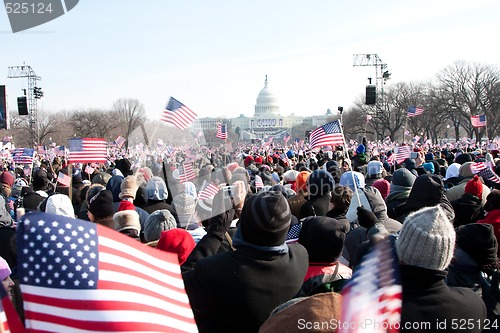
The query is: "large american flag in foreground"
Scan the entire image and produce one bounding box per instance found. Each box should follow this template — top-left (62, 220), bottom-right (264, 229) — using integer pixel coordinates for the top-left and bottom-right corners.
top-left (68, 138), bottom-right (108, 163)
top-left (17, 212), bottom-right (198, 333)
top-left (340, 237), bottom-right (402, 333)
top-left (161, 97), bottom-right (197, 130)
top-left (310, 120), bottom-right (344, 149)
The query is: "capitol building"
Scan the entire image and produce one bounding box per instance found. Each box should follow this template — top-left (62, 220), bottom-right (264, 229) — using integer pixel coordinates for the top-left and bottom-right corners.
top-left (191, 76), bottom-right (334, 140)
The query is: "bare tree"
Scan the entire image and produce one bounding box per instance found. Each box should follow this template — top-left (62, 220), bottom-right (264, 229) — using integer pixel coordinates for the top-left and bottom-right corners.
top-left (113, 99), bottom-right (146, 149)
top-left (71, 109), bottom-right (121, 140)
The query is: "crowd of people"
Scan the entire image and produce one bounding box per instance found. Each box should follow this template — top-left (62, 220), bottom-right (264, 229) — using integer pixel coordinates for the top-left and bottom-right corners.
top-left (1, 139), bottom-right (500, 332)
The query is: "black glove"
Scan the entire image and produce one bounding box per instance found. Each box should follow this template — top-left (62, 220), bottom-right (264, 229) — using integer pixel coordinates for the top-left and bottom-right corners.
top-left (357, 206), bottom-right (379, 229)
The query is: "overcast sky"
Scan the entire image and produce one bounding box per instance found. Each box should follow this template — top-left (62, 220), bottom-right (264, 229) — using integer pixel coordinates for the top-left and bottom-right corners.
top-left (2, 0), bottom-right (499, 121)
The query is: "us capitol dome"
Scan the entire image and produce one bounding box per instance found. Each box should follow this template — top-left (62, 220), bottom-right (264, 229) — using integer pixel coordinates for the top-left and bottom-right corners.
top-left (192, 76), bottom-right (334, 140)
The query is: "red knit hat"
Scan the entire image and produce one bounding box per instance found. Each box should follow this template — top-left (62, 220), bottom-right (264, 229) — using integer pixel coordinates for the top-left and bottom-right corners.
top-left (254, 156), bottom-right (264, 165)
top-left (244, 156), bottom-right (254, 167)
top-left (464, 175), bottom-right (483, 198)
top-left (117, 200), bottom-right (135, 211)
top-left (157, 229), bottom-right (195, 265)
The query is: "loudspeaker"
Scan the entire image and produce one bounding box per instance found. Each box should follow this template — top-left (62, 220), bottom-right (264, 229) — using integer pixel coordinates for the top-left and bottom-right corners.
top-left (251, 139), bottom-right (255, 144)
top-left (0, 86), bottom-right (6, 130)
top-left (366, 85), bottom-right (376, 105)
top-left (17, 96), bottom-right (28, 115)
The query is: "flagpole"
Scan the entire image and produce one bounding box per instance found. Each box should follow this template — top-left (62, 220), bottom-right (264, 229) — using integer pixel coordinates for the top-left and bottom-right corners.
top-left (403, 116), bottom-right (408, 144)
top-left (338, 119), bottom-right (362, 207)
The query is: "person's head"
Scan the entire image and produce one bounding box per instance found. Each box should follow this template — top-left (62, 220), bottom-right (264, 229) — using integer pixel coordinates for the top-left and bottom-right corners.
top-left (0, 256), bottom-right (14, 296)
top-left (464, 175), bottom-right (483, 199)
top-left (295, 171), bottom-right (311, 194)
top-left (45, 194), bottom-right (75, 218)
top-left (87, 190), bottom-right (115, 222)
top-left (0, 171), bottom-right (15, 197)
top-left (143, 209), bottom-right (177, 243)
top-left (157, 229), bottom-right (196, 265)
top-left (298, 216), bottom-right (347, 263)
top-left (146, 176), bottom-right (169, 201)
top-left (307, 169), bottom-right (335, 197)
top-left (484, 189), bottom-right (500, 212)
top-left (366, 160), bottom-right (384, 179)
top-left (397, 206), bottom-right (455, 271)
top-left (238, 190), bottom-right (291, 246)
top-left (330, 185), bottom-right (353, 213)
top-left (456, 223), bottom-right (497, 269)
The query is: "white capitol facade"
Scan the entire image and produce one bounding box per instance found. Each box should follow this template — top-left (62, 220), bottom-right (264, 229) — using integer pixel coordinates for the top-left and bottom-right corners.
top-left (191, 76), bottom-right (334, 140)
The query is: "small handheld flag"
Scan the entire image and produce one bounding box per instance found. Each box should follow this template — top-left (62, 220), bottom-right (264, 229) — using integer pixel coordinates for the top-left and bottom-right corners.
top-left (471, 115), bottom-right (487, 128)
top-left (161, 97), bottom-right (197, 130)
top-left (407, 106), bottom-right (424, 117)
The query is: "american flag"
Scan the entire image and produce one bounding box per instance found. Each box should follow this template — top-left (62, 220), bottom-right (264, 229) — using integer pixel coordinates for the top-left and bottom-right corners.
top-left (254, 175), bottom-right (264, 189)
top-left (340, 237), bottom-right (402, 333)
top-left (283, 133), bottom-right (291, 143)
top-left (471, 115), bottom-right (487, 128)
top-left (12, 148), bottom-right (35, 164)
top-left (114, 136), bottom-right (126, 148)
top-left (57, 172), bottom-right (72, 187)
top-left (309, 120), bottom-right (344, 149)
top-left (178, 163), bottom-right (196, 183)
top-left (388, 145), bottom-right (411, 165)
top-left (37, 145), bottom-right (46, 155)
top-left (198, 183), bottom-right (220, 201)
top-left (285, 223), bottom-right (301, 244)
top-left (56, 146), bottom-right (66, 157)
top-left (1, 283), bottom-right (27, 333)
top-left (85, 165), bottom-right (95, 175)
top-left (470, 162), bottom-right (500, 184)
top-left (407, 106), bottom-right (424, 117)
top-left (68, 138), bottom-right (107, 164)
top-left (17, 212), bottom-right (198, 333)
top-left (161, 97), bottom-right (197, 130)
top-left (216, 124), bottom-right (227, 140)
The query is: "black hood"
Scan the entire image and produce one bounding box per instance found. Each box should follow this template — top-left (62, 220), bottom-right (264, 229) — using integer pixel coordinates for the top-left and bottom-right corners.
top-left (298, 216), bottom-right (346, 263)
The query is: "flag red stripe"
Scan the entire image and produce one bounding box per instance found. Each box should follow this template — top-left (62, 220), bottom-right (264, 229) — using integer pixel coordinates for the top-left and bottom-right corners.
top-left (98, 245), bottom-right (185, 286)
top-left (23, 293), bottom-right (192, 324)
top-left (25, 310), bottom-right (192, 333)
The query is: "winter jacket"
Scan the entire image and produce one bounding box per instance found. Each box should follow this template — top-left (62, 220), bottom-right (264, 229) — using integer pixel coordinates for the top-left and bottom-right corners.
top-left (182, 210), bottom-right (309, 333)
top-left (478, 210), bottom-right (500, 257)
top-left (450, 193), bottom-right (483, 227)
top-left (400, 265), bottom-right (486, 333)
top-left (393, 174), bottom-right (455, 223)
top-left (344, 186), bottom-right (401, 264)
top-left (446, 162), bottom-right (490, 205)
top-left (287, 192), bottom-right (307, 219)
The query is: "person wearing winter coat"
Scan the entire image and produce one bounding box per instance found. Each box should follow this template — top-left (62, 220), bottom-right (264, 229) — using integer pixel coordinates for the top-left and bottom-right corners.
top-left (397, 206), bottom-right (487, 333)
top-left (446, 162), bottom-right (490, 205)
top-left (450, 175), bottom-right (484, 227)
top-left (478, 190), bottom-right (500, 257)
top-left (393, 173), bottom-right (455, 223)
top-left (299, 169), bottom-right (335, 219)
top-left (385, 168), bottom-right (416, 219)
top-left (295, 216), bottom-right (351, 297)
top-left (182, 190), bottom-right (308, 333)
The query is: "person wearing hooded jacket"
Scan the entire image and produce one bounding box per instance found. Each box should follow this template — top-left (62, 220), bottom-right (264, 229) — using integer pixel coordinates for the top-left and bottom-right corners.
top-left (385, 168), bottom-right (416, 219)
top-left (299, 169), bottom-right (335, 219)
top-left (393, 173), bottom-right (455, 223)
top-left (446, 161), bottom-right (490, 205)
top-left (343, 186), bottom-right (401, 266)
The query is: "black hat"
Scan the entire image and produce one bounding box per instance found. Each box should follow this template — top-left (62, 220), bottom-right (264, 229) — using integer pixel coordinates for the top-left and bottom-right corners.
top-left (88, 190), bottom-right (115, 219)
top-left (299, 216), bottom-right (346, 262)
top-left (456, 223), bottom-right (497, 267)
top-left (239, 190), bottom-right (291, 246)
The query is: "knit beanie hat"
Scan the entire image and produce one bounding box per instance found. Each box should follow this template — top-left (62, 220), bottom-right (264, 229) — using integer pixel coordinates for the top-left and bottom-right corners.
top-left (173, 192), bottom-right (196, 216)
top-left (298, 216), bottom-right (346, 262)
top-left (143, 209), bottom-right (177, 243)
top-left (0, 256), bottom-right (11, 281)
top-left (455, 153), bottom-right (473, 165)
top-left (146, 176), bottom-right (169, 201)
top-left (397, 205), bottom-right (456, 271)
top-left (119, 175), bottom-right (139, 200)
top-left (372, 179), bottom-right (390, 200)
top-left (0, 171), bottom-right (15, 188)
top-left (157, 229), bottom-right (196, 265)
top-left (307, 169), bottom-right (335, 197)
top-left (88, 190), bottom-right (115, 219)
top-left (464, 175), bottom-right (483, 199)
top-left (296, 171), bottom-right (311, 192)
top-left (445, 163), bottom-right (461, 180)
top-left (244, 155), bottom-right (254, 167)
top-left (113, 200), bottom-right (140, 232)
top-left (239, 190), bottom-right (291, 246)
top-left (422, 162), bottom-right (435, 174)
top-left (356, 144), bottom-right (366, 154)
top-left (425, 152), bottom-right (434, 161)
top-left (456, 223), bottom-right (497, 267)
top-left (391, 168), bottom-right (416, 189)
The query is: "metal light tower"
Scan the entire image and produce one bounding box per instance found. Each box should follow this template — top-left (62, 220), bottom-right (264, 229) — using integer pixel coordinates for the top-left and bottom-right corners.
top-left (8, 65), bottom-right (42, 145)
top-left (353, 54), bottom-right (391, 100)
